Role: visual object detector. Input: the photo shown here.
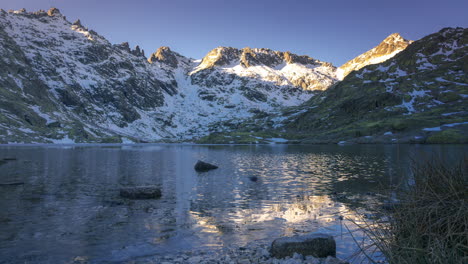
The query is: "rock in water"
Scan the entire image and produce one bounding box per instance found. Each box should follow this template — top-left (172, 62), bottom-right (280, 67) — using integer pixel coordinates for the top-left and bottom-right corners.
top-left (0, 182), bottom-right (24, 186)
top-left (119, 186), bottom-right (162, 199)
top-left (270, 233), bottom-right (336, 259)
top-left (248, 176), bottom-right (258, 182)
top-left (194, 160), bottom-right (218, 172)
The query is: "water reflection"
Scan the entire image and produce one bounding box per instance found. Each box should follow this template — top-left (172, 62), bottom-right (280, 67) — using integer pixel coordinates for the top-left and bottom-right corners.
top-left (0, 144), bottom-right (466, 263)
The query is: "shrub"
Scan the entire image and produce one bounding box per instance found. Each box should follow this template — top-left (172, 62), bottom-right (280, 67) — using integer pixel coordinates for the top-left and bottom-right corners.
top-left (427, 129), bottom-right (465, 144)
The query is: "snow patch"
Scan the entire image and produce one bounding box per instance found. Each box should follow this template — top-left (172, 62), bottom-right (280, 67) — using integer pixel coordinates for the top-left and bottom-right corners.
top-left (49, 135), bottom-right (75, 144)
top-left (266, 138), bottom-right (288, 144)
top-left (422, 122), bottom-right (468, 131)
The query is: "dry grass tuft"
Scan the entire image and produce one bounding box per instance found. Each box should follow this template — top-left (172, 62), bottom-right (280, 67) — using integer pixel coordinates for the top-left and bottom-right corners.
top-left (352, 157), bottom-right (468, 264)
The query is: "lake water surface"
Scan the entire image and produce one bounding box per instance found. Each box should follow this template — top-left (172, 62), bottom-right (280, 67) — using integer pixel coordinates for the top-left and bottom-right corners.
top-left (0, 144), bottom-right (466, 263)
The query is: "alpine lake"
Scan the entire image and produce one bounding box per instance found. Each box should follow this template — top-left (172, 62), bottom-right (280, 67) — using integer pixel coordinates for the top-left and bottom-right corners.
top-left (0, 144), bottom-right (466, 263)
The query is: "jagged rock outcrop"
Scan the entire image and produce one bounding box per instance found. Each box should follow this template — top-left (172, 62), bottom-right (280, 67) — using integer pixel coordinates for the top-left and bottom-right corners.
top-left (47, 7), bottom-right (61, 17)
top-left (195, 47), bottom-right (328, 72)
top-left (337, 33), bottom-right (413, 79)
top-left (72, 19), bottom-right (82, 27)
top-left (131, 45), bottom-right (145, 57)
top-left (148, 46), bottom-right (179, 68)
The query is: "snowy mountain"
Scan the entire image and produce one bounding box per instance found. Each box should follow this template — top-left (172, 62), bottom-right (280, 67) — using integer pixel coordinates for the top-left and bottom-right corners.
top-left (279, 27), bottom-right (468, 144)
top-left (0, 8), bottom-right (339, 143)
top-left (337, 33), bottom-right (413, 80)
top-left (191, 47), bottom-right (337, 91)
top-left (3, 8), bottom-right (460, 145)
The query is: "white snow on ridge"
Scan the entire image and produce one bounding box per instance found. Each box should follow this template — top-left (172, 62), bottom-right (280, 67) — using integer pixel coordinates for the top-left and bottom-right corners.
top-left (49, 135), bottom-right (75, 144)
top-left (441, 111), bottom-right (465, 116)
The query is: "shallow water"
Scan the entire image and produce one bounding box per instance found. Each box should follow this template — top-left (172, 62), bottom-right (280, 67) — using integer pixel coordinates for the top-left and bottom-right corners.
top-left (0, 144), bottom-right (466, 263)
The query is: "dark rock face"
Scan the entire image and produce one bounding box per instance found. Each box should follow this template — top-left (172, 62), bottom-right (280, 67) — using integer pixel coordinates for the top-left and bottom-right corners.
top-left (240, 47), bottom-right (283, 68)
top-left (194, 160), bottom-right (219, 172)
top-left (131, 45), bottom-right (145, 57)
top-left (270, 233), bottom-right (336, 259)
top-left (118, 42), bottom-right (131, 52)
top-left (72, 19), bottom-right (82, 27)
top-left (119, 186), bottom-right (162, 199)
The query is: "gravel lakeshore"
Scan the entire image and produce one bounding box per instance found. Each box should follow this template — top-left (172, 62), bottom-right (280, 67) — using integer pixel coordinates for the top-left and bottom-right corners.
top-left (122, 243), bottom-right (349, 264)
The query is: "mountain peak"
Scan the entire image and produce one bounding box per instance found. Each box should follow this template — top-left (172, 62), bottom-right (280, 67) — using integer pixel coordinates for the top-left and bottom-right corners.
top-left (384, 32), bottom-right (403, 40)
top-left (6, 7), bottom-right (65, 20)
top-left (148, 46), bottom-right (180, 67)
top-left (337, 33), bottom-right (413, 79)
top-left (382, 33), bottom-right (411, 46)
top-left (195, 46), bottom-right (326, 73)
top-left (72, 19), bottom-right (83, 27)
top-left (131, 45), bottom-right (145, 57)
top-left (195, 47), bottom-right (241, 70)
top-left (47, 7), bottom-right (61, 17)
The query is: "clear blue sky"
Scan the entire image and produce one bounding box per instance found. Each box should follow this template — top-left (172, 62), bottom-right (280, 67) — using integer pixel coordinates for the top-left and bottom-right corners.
top-left (1, 0), bottom-right (467, 65)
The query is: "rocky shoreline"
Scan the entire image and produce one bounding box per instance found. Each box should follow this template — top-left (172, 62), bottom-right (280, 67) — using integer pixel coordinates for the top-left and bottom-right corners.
top-left (125, 243), bottom-right (349, 264)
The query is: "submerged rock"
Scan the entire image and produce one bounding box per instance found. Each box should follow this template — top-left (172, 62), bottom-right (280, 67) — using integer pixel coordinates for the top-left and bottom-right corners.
top-left (249, 176), bottom-right (258, 182)
top-left (0, 182), bottom-right (24, 186)
top-left (194, 160), bottom-right (218, 172)
top-left (119, 186), bottom-right (161, 199)
top-left (270, 233), bottom-right (336, 259)
top-left (0, 158), bottom-right (16, 166)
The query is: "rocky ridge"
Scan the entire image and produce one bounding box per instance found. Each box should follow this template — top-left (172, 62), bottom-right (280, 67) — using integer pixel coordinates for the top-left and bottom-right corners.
top-left (191, 47), bottom-right (337, 91)
top-left (337, 33), bottom-right (413, 79)
top-left (0, 8), bottom-right (420, 144)
top-left (0, 8), bottom-right (342, 143)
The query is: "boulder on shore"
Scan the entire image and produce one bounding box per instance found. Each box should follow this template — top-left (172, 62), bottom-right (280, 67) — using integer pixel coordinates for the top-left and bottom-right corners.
top-left (119, 186), bottom-right (161, 199)
top-left (270, 233), bottom-right (336, 259)
top-left (194, 160), bottom-right (218, 172)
